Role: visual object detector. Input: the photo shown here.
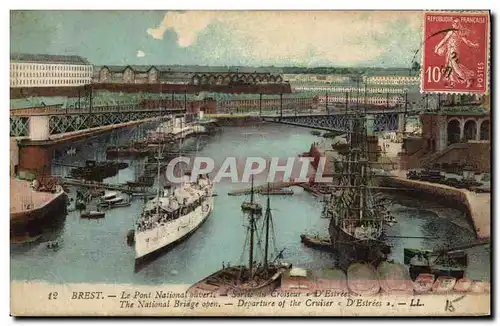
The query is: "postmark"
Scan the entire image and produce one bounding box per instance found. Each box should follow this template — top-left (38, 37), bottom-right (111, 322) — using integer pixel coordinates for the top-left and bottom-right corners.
top-left (421, 11), bottom-right (490, 94)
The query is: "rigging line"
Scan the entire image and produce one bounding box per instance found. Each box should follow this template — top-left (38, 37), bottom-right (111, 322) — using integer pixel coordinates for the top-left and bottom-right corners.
top-left (239, 216), bottom-right (250, 266)
top-left (254, 225), bottom-right (264, 263)
top-left (270, 216), bottom-right (278, 256)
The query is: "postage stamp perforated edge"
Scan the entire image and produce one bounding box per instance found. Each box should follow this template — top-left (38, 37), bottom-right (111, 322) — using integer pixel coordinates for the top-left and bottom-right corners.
top-left (419, 10), bottom-right (491, 95)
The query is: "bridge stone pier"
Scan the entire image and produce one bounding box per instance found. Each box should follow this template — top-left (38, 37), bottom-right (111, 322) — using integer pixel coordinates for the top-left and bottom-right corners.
top-left (29, 116), bottom-right (51, 141)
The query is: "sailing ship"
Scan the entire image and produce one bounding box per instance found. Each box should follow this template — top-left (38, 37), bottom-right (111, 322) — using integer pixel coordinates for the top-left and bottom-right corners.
top-left (133, 117), bottom-right (214, 270)
top-left (188, 182), bottom-right (291, 296)
top-left (322, 106), bottom-right (391, 269)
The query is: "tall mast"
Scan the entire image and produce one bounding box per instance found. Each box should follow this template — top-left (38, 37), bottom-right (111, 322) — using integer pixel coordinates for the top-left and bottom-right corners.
top-left (155, 136), bottom-right (161, 216)
top-left (250, 174), bottom-right (255, 203)
top-left (156, 82), bottom-right (163, 216)
top-left (248, 176), bottom-right (255, 278)
top-left (264, 183), bottom-right (271, 270)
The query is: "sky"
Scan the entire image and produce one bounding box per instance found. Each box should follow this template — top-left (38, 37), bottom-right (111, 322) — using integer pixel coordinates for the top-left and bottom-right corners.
top-left (10, 10), bottom-right (424, 68)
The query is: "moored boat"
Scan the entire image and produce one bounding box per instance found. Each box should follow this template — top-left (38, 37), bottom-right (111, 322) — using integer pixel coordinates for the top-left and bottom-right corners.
top-left (278, 267), bottom-right (316, 294)
top-left (99, 192), bottom-right (129, 208)
top-left (376, 261), bottom-right (414, 295)
top-left (188, 181), bottom-right (291, 296)
top-left (347, 263), bottom-right (381, 296)
top-left (404, 248), bottom-right (466, 281)
top-left (322, 110), bottom-right (392, 269)
top-left (312, 267), bottom-right (348, 293)
top-left (258, 189), bottom-right (294, 196)
top-left (470, 280), bottom-right (490, 293)
top-left (413, 273), bottom-right (435, 293)
top-left (101, 191), bottom-right (119, 201)
top-left (430, 251), bottom-right (467, 279)
top-left (300, 234), bottom-right (333, 252)
top-left (453, 277), bottom-right (472, 292)
top-left (432, 276), bottom-right (456, 293)
top-left (81, 210), bottom-right (105, 219)
top-left (89, 188), bottom-right (105, 198)
top-left (406, 249), bottom-right (432, 280)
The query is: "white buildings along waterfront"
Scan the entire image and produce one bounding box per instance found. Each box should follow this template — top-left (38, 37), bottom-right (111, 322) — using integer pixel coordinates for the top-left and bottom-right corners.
top-left (10, 53), bottom-right (93, 88)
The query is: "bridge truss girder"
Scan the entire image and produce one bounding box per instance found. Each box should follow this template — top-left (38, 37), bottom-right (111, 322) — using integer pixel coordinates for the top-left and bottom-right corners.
top-left (10, 111), bottom-right (168, 137)
top-left (264, 112), bottom-right (402, 133)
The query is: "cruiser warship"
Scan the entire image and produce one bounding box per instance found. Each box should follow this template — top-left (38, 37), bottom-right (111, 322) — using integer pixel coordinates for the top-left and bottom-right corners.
top-left (134, 118), bottom-right (214, 270)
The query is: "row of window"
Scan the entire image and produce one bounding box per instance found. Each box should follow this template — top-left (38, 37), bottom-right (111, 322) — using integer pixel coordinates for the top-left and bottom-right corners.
top-left (11, 79), bottom-right (90, 86)
top-left (218, 99), bottom-right (313, 106)
top-left (319, 98), bottom-right (402, 104)
top-left (285, 77), bottom-right (419, 83)
top-left (10, 63), bottom-right (92, 72)
top-left (294, 86), bottom-right (410, 93)
top-left (11, 72), bottom-right (91, 78)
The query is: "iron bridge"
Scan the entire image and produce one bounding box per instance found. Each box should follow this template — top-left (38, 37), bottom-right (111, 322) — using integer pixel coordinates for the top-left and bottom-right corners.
top-left (262, 109), bottom-right (421, 132)
top-left (10, 105), bottom-right (185, 137)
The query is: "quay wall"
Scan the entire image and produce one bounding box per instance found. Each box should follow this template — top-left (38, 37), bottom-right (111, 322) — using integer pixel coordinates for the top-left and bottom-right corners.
top-left (380, 176), bottom-right (490, 239)
top-left (306, 143), bottom-right (490, 239)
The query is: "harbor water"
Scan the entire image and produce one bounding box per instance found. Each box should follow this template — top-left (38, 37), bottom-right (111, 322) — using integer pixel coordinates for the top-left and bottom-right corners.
top-left (10, 123), bottom-right (490, 285)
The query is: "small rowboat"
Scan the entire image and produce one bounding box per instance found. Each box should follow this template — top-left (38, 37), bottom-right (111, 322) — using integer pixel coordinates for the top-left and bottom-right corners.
top-left (280, 267), bottom-right (316, 294)
top-left (470, 280), bottom-right (490, 293)
top-left (300, 234), bottom-right (333, 251)
top-left (377, 261), bottom-right (414, 295)
top-left (347, 263), bottom-right (380, 296)
top-left (109, 201), bottom-right (131, 208)
top-left (413, 273), bottom-right (435, 293)
top-left (313, 268), bottom-right (348, 293)
top-left (81, 210), bottom-right (105, 219)
top-left (432, 276), bottom-right (456, 293)
top-left (454, 277), bottom-right (472, 292)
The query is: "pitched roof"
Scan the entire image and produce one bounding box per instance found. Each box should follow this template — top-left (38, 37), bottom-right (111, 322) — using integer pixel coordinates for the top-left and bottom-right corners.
top-left (97, 65), bottom-right (282, 74)
top-left (10, 53), bottom-right (91, 65)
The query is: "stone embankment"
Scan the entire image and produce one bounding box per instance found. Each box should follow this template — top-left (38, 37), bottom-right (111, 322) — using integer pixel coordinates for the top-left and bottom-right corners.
top-left (382, 170), bottom-right (490, 239)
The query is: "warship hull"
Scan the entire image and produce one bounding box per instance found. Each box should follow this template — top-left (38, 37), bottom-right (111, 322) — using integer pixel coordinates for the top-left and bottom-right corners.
top-left (134, 196), bottom-right (213, 271)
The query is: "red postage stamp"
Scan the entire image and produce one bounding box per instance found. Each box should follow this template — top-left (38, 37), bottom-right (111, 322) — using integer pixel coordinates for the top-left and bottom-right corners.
top-left (421, 12), bottom-right (490, 94)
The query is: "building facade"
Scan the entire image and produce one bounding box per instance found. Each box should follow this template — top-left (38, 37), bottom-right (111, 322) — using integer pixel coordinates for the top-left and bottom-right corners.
top-left (286, 73), bottom-right (420, 105)
top-left (10, 53), bottom-right (93, 88)
top-left (216, 96), bottom-right (314, 114)
top-left (314, 94), bottom-right (404, 107)
top-left (94, 65), bottom-right (284, 86)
